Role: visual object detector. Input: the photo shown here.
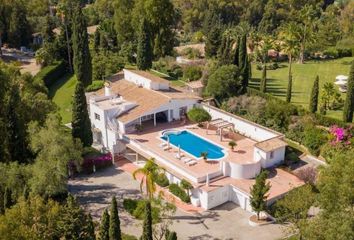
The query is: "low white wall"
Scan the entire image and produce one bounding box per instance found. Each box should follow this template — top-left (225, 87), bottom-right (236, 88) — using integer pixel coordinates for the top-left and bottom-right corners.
top-left (200, 103), bottom-right (281, 142)
top-left (226, 161), bottom-right (261, 179)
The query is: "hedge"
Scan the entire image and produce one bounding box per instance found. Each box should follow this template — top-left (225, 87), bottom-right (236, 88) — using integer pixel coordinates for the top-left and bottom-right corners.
top-left (86, 80), bottom-right (104, 92)
top-left (168, 183), bottom-right (190, 203)
top-left (246, 87), bottom-right (347, 127)
top-left (35, 61), bottom-right (67, 88)
top-left (187, 107), bottom-right (211, 123)
top-left (122, 199), bottom-right (160, 223)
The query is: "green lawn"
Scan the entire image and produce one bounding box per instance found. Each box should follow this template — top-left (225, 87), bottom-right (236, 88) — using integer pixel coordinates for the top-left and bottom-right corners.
top-left (250, 57), bottom-right (354, 120)
top-left (49, 74), bottom-right (77, 124)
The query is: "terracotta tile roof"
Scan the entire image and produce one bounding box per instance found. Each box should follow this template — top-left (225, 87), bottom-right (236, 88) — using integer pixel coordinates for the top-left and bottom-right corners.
top-left (128, 69), bottom-right (170, 84)
top-left (96, 80), bottom-right (170, 123)
top-left (255, 138), bottom-right (288, 152)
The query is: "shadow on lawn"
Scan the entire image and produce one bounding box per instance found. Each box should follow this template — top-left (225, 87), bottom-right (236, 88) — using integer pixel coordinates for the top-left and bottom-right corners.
top-left (48, 73), bottom-right (74, 99)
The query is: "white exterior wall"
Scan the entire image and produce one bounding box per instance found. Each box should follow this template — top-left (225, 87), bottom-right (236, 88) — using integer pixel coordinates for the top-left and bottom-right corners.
top-left (226, 161), bottom-right (261, 179)
top-left (123, 69), bottom-right (169, 90)
top-left (200, 104), bottom-right (280, 142)
top-left (254, 146), bottom-right (286, 168)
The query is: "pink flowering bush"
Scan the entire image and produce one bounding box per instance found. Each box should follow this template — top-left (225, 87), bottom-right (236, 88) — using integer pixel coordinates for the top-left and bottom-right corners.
top-left (78, 153), bottom-right (113, 174)
top-left (328, 125), bottom-right (353, 146)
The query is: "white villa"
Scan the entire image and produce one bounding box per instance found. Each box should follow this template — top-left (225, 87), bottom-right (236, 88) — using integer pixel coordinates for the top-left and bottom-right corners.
top-left (88, 69), bottom-right (303, 212)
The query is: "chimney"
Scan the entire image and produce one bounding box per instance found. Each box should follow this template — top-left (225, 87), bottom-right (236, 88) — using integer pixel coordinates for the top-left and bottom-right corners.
top-left (104, 81), bottom-right (111, 96)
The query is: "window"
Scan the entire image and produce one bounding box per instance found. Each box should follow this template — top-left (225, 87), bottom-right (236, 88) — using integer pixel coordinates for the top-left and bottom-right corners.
top-left (95, 113), bottom-right (100, 121)
top-left (270, 151), bottom-right (274, 159)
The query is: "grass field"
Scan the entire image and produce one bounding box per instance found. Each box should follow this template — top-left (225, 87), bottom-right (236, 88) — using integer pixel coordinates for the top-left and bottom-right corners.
top-left (250, 57), bottom-right (354, 120)
top-left (49, 74), bottom-right (77, 124)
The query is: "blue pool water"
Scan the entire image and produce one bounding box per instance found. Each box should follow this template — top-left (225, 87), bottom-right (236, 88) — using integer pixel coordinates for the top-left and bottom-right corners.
top-left (161, 130), bottom-right (225, 160)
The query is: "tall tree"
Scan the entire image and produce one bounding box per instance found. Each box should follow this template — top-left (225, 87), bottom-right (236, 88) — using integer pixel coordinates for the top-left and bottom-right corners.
top-left (286, 75), bottom-right (293, 103)
top-left (72, 3), bottom-right (92, 87)
top-left (5, 83), bottom-right (28, 163)
top-left (141, 201), bottom-right (153, 240)
top-left (86, 214), bottom-right (96, 240)
top-left (205, 23), bottom-right (222, 58)
top-left (217, 34), bottom-right (233, 65)
top-left (260, 66), bottom-right (267, 93)
top-left (113, 0), bottom-right (135, 45)
top-left (99, 209), bottom-right (110, 240)
top-left (238, 33), bottom-right (249, 90)
top-left (132, 158), bottom-right (163, 199)
top-left (71, 82), bottom-right (93, 147)
top-left (3, 187), bottom-right (12, 210)
top-left (343, 60), bottom-right (354, 122)
top-left (278, 21), bottom-right (300, 102)
top-left (233, 36), bottom-right (240, 66)
top-left (109, 196), bottom-right (121, 240)
top-left (250, 170), bottom-right (271, 220)
top-left (137, 19), bottom-right (153, 70)
top-left (309, 76), bottom-right (319, 113)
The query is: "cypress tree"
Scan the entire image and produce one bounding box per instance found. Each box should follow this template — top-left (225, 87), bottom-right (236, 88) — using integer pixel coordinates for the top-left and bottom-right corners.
top-left (137, 19), bottom-right (153, 70)
top-left (205, 24), bottom-right (222, 58)
top-left (260, 66), bottom-right (267, 93)
top-left (343, 61), bottom-right (354, 122)
top-left (166, 231), bottom-right (177, 240)
top-left (286, 74), bottom-right (292, 103)
top-left (233, 37), bottom-right (240, 66)
top-left (309, 76), bottom-right (319, 113)
top-left (250, 170), bottom-right (271, 220)
top-left (5, 83), bottom-right (28, 163)
top-left (72, 2), bottom-right (92, 87)
top-left (238, 34), bottom-right (249, 89)
top-left (86, 213), bottom-right (96, 240)
top-left (0, 190), bottom-right (4, 214)
top-left (109, 197), bottom-right (121, 240)
top-left (141, 201), bottom-right (153, 240)
top-left (94, 28), bottom-right (101, 53)
top-left (72, 82), bottom-right (93, 147)
top-left (99, 209), bottom-right (110, 240)
top-left (218, 35), bottom-right (232, 65)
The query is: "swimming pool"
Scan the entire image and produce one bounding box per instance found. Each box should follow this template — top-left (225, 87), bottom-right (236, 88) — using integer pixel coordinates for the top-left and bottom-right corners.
top-left (161, 130), bottom-right (225, 160)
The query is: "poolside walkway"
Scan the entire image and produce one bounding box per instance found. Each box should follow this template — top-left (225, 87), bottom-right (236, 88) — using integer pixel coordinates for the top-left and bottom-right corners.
top-left (115, 156), bottom-right (204, 214)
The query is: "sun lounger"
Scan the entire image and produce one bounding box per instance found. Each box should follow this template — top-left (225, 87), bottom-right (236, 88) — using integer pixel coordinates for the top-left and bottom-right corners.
top-left (187, 160), bottom-right (197, 166)
top-left (175, 153), bottom-right (184, 159)
top-left (182, 157), bottom-right (193, 163)
top-left (159, 142), bottom-right (167, 148)
top-left (163, 146), bottom-right (171, 151)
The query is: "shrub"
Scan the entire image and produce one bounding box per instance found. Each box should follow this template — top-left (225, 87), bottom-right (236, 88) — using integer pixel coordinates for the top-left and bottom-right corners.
top-left (34, 61), bottom-right (67, 88)
top-left (183, 65), bottom-right (202, 81)
top-left (167, 64), bottom-right (183, 79)
top-left (86, 80), bottom-right (104, 92)
top-left (303, 127), bottom-right (327, 156)
top-left (187, 108), bottom-right (211, 123)
top-left (168, 184), bottom-right (190, 203)
top-left (123, 199), bottom-right (160, 223)
top-left (155, 173), bottom-right (169, 187)
top-left (123, 199), bottom-right (138, 215)
top-left (81, 153), bottom-right (113, 174)
top-left (336, 48), bottom-right (352, 57)
top-left (193, 31), bottom-right (204, 43)
top-left (181, 47), bottom-right (201, 59)
top-left (323, 47), bottom-right (339, 58)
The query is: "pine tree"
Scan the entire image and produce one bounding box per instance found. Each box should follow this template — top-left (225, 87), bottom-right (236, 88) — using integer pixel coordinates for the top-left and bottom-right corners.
top-left (166, 231), bottom-right (177, 240)
top-left (109, 197), bottom-right (121, 240)
top-left (286, 74), bottom-right (292, 103)
top-left (250, 170), bottom-right (271, 220)
top-left (72, 3), bottom-right (92, 87)
top-left (99, 209), bottom-right (110, 240)
top-left (260, 66), bottom-right (267, 93)
top-left (343, 61), bottom-right (354, 122)
top-left (4, 187), bottom-right (12, 210)
top-left (71, 82), bottom-right (93, 147)
top-left (137, 19), bottom-right (153, 70)
top-left (309, 76), bottom-right (319, 113)
top-left (141, 201), bottom-right (153, 240)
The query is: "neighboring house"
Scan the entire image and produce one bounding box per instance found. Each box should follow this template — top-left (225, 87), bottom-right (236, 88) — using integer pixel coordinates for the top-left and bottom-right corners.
top-left (88, 69), bottom-right (303, 212)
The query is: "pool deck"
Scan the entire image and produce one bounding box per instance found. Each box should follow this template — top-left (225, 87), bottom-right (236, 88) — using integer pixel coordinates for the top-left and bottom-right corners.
top-left (125, 121), bottom-right (257, 181)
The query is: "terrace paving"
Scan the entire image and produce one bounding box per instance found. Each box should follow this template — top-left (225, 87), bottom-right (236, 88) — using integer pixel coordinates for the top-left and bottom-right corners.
top-left (126, 121), bottom-right (257, 181)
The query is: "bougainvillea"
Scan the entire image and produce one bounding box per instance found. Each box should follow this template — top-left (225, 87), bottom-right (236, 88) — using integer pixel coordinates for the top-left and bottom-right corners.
top-left (329, 125), bottom-right (353, 146)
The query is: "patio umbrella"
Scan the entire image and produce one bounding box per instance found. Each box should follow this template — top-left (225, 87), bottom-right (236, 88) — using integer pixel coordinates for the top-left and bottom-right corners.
top-left (178, 145), bottom-right (181, 156)
top-left (167, 136), bottom-right (170, 148)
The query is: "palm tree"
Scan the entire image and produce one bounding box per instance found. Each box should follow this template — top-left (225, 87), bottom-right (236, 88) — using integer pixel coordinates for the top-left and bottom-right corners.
top-left (132, 158), bottom-right (163, 199)
top-left (201, 152), bottom-right (208, 161)
top-left (278, 22), bottom-right (300, 97)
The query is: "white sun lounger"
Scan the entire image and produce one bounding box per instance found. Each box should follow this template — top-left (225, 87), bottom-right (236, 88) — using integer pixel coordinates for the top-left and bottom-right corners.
top-left (159, 142), bottom-right (167, 148)
top-left (182, 157), bottom-right (193, 163)
top-left (175, 153), bottom-right (184, 159)
top-left (187, 160), bottom-right (197, 166)
top-left (163, 146), bottom-right (171, 151)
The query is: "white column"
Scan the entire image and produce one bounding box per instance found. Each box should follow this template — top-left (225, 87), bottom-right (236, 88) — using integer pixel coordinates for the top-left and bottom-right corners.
top-left (139, 117), bottom-right (142, 125)
top-left (167, 109), bottom-right (170, 122)
top-left (154, 113), bottom-right (156, 126)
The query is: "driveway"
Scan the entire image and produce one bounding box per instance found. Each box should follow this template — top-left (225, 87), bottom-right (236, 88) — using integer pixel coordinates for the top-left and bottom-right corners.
top-left (68, 165), bottom-right (285, 240)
